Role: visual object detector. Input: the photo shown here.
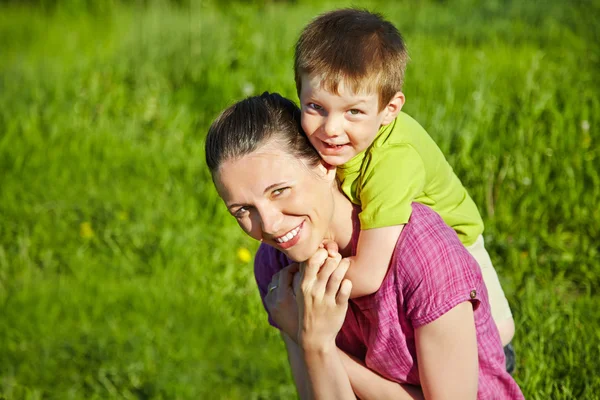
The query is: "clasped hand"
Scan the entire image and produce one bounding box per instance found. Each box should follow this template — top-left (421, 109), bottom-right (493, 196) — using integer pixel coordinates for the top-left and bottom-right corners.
top-left (265, 241), bottom-right (353, 349)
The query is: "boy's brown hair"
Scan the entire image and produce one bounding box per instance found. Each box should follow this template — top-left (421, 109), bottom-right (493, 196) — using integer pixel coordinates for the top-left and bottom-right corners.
top-left (295, 8), bottom-right (409, 111)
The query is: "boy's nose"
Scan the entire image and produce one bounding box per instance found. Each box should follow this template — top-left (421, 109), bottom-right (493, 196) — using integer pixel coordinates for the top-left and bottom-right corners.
top-left (324, 116), bottom-right (342, 137)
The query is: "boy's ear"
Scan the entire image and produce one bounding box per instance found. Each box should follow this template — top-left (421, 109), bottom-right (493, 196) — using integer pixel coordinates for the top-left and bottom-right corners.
top-left (316, 159), bottom-right (337, 181)
top-left (380, 91), bottom-right (405, 125)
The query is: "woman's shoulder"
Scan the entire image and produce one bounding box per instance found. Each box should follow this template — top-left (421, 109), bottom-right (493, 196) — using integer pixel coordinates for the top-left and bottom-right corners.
top-left (254, 244), bottom-right (291, 291)
top-left (390, 203), bottom-right (484, 324)
top-left (396, 203), bottom-right (468, 266)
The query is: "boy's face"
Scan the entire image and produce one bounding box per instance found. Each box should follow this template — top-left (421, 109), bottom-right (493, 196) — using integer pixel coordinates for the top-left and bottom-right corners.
top-left (299, 73), bottom-right (404, 166)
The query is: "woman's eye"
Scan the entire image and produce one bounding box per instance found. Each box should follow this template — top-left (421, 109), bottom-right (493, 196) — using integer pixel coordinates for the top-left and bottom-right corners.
top-left (234, 207), bottom-right (249, 218)
top-left (272, 187), bottom-right (289, 197)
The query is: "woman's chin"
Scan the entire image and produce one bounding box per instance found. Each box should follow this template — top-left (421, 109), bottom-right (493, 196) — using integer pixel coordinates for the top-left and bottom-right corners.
top-left (283, 243), bottom-right (321, 263)
top-left (282, 249), bottom-right (307, 263)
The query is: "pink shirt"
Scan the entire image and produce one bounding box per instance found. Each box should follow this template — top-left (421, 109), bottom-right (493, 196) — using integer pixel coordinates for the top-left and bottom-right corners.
top-left (255, 203), bottom-right (523, 399)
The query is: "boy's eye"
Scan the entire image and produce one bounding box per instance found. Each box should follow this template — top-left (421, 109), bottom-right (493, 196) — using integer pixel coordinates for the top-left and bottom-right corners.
top-left (348, 109), bottom-right (361, 115)
top-left (308, 103), bottom-right (323, 111)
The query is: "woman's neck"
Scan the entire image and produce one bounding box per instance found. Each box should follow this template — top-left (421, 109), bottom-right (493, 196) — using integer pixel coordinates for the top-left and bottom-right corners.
top-left (326, 188), bottom-right (357, 258)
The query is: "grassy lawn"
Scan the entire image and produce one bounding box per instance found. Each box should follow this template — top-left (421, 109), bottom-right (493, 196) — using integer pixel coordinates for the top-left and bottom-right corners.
top-left (0, 0), bottom-right (599, 398)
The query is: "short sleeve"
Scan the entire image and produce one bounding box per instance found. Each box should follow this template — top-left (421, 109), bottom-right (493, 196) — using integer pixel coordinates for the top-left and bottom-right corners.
top-left (254, 244), bottom-right (289, 329)
top-left (398, 205), bottom-right (483, 328)
top-left (359, 144), bottom-right (426, 229)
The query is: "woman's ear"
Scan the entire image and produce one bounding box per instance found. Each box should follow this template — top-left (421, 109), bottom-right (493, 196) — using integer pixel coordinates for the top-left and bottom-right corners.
top-left (381, 91), bottom-right (405, 125)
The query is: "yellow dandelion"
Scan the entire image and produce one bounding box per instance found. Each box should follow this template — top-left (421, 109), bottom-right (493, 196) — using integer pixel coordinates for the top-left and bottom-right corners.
top-left (237, 247), bottom-right (252, 263)
top-left (80, 222), bottom-right (95, 239)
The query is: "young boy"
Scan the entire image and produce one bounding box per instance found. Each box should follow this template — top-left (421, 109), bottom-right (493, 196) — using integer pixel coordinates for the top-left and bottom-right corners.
top-left (295, 8), bottom-right (515, 346)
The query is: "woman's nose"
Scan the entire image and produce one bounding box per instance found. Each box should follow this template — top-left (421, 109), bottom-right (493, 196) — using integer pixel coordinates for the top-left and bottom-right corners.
top-left (259, 207), bottom-right (283, 235)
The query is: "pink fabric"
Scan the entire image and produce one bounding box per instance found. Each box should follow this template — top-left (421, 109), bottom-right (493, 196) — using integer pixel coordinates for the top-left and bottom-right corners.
top-left (255, 203), bottom-right (523, 399)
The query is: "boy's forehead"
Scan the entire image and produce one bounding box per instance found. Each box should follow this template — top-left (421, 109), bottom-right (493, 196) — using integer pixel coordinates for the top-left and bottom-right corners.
top-left (301, 73), bottom-right (379, 102)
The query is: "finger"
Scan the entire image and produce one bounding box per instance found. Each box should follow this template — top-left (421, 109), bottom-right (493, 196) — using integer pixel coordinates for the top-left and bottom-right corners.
top-left (278, 264), bottom-right (296, 289)
top-left (267, 271), bottom-right (284, 298)
top-left (264, 286), bottom-right (275, 308)
top-left (321, 239), bottom-right (340, 257)
top-left (336, 279), bottom-right (353, 305)
top-left (326, 257), bottom-right (350, 296)
top-left (267, 274), bottom-right (279, 292)
top-left (288, 262), bottom-right (300, 274)
top-left (316, 254), bottom-right (342, 291)
top-left (292, 271), bottom-right (301, 295)
top-left (300, 247), bottom-right (328, 280)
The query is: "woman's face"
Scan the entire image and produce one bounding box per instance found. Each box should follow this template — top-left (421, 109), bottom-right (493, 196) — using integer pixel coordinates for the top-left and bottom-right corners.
top-left (214, 139), bottom-right (336, 262)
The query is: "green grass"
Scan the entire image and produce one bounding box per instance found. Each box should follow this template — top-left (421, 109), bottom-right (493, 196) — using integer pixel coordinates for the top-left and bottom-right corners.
top-left (0, 0), bottom-right (599, 398)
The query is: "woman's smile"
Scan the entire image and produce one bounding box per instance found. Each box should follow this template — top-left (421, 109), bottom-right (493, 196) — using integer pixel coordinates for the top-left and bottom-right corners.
top-left (273, 221), bottom-right (304, 249)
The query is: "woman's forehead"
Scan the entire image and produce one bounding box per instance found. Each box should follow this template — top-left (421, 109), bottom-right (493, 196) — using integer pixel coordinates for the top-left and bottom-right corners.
top-left (237, 141), bottom-right (302, 170)
top-left (216, 145), bottom-right (305, 191)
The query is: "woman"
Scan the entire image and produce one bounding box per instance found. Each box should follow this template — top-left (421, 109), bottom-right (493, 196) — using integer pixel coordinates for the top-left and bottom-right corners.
top-left (206, 92), bottom-right (524, 399)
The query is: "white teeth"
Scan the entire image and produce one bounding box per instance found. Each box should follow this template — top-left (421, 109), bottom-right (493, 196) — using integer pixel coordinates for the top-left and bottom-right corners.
top-left (275, 226), bottom-right (301, 244)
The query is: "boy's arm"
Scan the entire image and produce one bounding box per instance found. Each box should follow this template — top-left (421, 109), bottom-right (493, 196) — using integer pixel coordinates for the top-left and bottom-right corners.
top-left (346, 224), bottom-right (404, 298)
top-left (349, 145), bottom-right (426, 297)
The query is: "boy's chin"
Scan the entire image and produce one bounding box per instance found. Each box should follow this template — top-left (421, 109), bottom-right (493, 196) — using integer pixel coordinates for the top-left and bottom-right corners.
top-left (320, 153), bottom-right (352, 167)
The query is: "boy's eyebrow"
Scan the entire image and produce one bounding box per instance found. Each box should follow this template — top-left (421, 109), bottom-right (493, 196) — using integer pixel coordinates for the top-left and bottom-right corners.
top-left (347, 99), bottom-right (368, 106)
top-left (337, 98), bottom-right (371, 109)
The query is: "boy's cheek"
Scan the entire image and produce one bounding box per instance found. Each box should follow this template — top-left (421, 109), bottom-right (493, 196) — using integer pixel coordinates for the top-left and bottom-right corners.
top-left (300, 113), bottom-right (316, 132)
top-left (300, 114), bottom-right (310, 131)
top-left (302, 125), bottom-right (320, 144)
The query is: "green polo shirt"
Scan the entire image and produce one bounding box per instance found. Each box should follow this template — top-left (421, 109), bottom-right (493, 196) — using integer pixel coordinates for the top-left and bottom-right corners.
top-left (337, 111), bottom-right (483, 246)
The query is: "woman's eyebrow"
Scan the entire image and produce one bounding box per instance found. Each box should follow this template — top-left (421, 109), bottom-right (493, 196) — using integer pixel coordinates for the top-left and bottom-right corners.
top-left (263, 182), bottom-right (287, 194)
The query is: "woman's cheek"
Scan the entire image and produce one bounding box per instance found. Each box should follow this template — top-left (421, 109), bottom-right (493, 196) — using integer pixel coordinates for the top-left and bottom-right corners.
top-left (285, 193), bottom-right (306, 211)
top-left (237, 218), bottom-right (259, 241)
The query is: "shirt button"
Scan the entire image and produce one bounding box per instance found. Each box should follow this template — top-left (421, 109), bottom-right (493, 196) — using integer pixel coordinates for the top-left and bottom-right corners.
top-left (470, 290), bottom-right (477, 299)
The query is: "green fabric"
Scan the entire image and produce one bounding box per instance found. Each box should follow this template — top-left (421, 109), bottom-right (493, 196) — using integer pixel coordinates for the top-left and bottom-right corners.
top-left (337, 111), bottom-right (484, 246)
